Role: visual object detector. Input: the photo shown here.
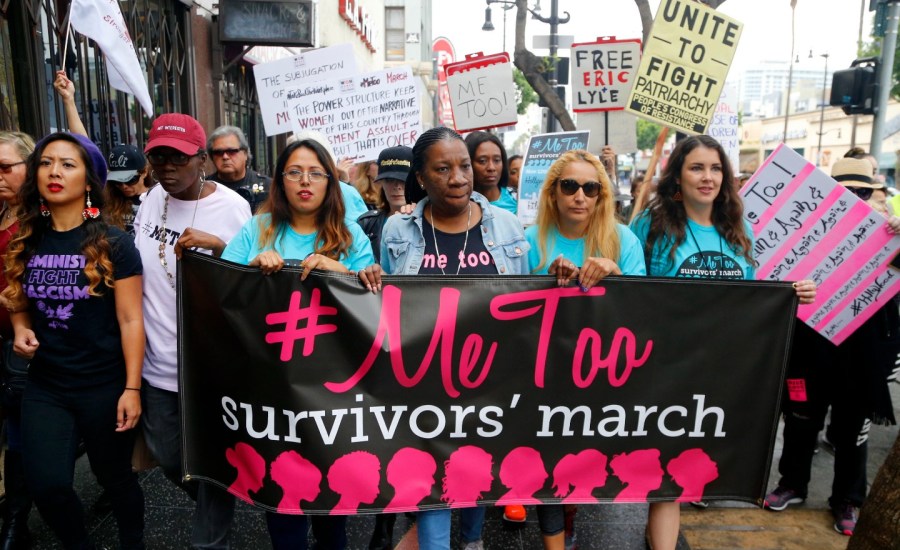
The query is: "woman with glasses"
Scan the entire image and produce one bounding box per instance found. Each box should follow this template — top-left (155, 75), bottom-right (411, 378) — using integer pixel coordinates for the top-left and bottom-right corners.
top-left (106, 144), bottom-right (153, 233)
top-left (524, 149), bottom-right (644, 550)
top-left (630, 135), bottom-right (816, 550)
top-left (3, 132), bottom-right (145, 549)
top-left (221, 138), bottom-right (373, 549)
top-left (134, 113), bottom-right (251, 548)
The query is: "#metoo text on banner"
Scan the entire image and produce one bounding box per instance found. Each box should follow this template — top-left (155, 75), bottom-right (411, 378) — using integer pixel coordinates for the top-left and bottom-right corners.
top-left (287, 66), bottom-right (421, 162)
top-left (626, 0), bottom-right (742, 135)
top-left (253, 44), bottom-right (358, 136)
top-left (740, 145), bottom-right (900, 345)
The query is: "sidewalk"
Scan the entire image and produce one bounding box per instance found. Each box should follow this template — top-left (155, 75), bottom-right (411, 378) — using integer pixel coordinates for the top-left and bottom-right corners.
top-left (19, 382), bottom-right (900, 549)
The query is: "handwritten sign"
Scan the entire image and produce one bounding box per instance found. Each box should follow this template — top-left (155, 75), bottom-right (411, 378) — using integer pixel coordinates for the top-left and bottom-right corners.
top-left (626, 0), bottom-right (742, 134)
top-left (445, 52), bottom-right (517, 132)
top-left (571, 37), bottom-right (642, 113)
top-left (707, 83), bottom-right (739, 172)
top-left (517, 131), bottom-right (590, 227)
top-left (287, 66), bottom-right (421, 162)
top-left (740, 145), bottom-right (900, 344)
top-left (254, 44), bottom-right (358, 136)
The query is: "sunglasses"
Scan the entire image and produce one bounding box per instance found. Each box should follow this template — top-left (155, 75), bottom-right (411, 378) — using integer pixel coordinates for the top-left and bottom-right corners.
top-left (558, 178), bottom-right (601, 198)
top-left (0, 161), bottom-right (25, 174)
top-left (210, 148), bottom-right (244, 158)
top-left (115, 176), bottom-right (142, 186)
top-left (846, 186), bottom-right (875, 201)
top-left (146, 152), bottom-right (200, 166)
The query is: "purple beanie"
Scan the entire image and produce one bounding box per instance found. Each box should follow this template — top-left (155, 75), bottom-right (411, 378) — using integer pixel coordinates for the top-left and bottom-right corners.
top-left (35, 132), bottom-right (108, 188)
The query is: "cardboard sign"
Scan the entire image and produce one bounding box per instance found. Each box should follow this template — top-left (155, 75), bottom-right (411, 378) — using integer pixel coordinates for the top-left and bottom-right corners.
top-left (517, 131), bottom-right (590, 227)
top-left (571, 37), bottom-right (642, 113)
top-left (707, 83), bottom-right (739, 172)
top-left (626, 0), bottom-right (742, 134)
top-left (253, 44), bottom-right (359, 136)
top-left (577, 110), bottom-right (637, 155)
top-left (740, 144), bottom-right (900, 345)
top-left (445, 52), bottom-right (518, 132)
top-left (287, 66), bottom-right (421, 162)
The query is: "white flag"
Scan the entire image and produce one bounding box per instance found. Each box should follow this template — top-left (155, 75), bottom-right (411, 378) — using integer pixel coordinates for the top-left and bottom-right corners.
top-left (69, 0), bottom-right (153, 117)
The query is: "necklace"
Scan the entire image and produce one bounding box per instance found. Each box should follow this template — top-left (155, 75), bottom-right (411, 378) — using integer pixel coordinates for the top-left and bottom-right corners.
top-left (159, 180), bottom-right (206, 290)
top-left (430, 202), bottom-right (471, 275)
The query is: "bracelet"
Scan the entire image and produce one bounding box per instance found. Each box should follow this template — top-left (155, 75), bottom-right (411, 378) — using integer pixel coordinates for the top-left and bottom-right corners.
top-left (124, 387), bottom-right (141, 392)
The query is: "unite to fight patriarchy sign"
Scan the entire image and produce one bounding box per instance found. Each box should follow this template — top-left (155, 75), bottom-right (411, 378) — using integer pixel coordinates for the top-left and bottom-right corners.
top-left (740, 144), bottom-right (900, 345)
top-left (179, 252), bottom-right (797, 514)
top-left (626, 0), bottom-right (742, 134)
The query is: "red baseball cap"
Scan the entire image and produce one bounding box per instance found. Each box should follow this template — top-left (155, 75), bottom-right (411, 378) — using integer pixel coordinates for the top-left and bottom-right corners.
top-left (145, 113), bottom-right (206, 155)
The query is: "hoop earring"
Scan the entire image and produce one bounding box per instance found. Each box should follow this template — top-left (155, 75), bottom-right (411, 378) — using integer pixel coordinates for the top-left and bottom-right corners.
top-left (82, 191), bottom-right (100, 220)
top-left (673, 186), bottom-right (683, 202)
top-left (200, 169), bottom-right (207, 183)
top-left (40, 198), bottom-right (50, 218)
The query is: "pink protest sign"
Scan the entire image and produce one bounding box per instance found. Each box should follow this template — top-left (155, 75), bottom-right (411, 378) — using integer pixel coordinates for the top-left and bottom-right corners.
top-left (740, 144), bottom-right (900, 345)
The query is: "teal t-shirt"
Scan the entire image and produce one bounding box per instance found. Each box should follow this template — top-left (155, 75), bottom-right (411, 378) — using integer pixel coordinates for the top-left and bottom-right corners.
top-left (491, 186), bottom-right (518, 215)
top-left (630, 212), bottom-right (756, 280)
top-left (221, 214), bottom-right (375, 271)
top-left (524, 224), bottom-right (646, 276)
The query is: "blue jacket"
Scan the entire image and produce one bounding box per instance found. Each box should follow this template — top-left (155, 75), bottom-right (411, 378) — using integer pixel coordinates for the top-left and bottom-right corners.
top-left (380, 191), bottom-right (530, 275)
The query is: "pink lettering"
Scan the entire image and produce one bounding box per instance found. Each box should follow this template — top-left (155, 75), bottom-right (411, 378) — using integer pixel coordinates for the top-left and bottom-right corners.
top-left (572, 327), bottom-right (653, 388)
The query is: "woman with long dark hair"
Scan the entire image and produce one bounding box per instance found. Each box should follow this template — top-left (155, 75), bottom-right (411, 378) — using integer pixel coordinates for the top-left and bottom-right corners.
top-left (465, 131), bottom-right (517, 214)
top-left (630, 135), bottom-right (816, 549)
top-left (3, 132), bottom-right (145, 549)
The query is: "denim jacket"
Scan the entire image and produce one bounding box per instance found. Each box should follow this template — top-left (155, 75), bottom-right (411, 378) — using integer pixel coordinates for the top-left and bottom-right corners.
top-left (380, 192), bottom-right (530, 275)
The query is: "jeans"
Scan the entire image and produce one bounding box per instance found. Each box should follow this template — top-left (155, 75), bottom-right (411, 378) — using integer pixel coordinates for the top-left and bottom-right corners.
top-left (142, 383), bottom-right (235, 548)
top-left (417, 508), bottom-right (485, 550)
top-left (22, 379), bottom-right (144, 550)
top-left (265, 512), bottom-right (347, 550)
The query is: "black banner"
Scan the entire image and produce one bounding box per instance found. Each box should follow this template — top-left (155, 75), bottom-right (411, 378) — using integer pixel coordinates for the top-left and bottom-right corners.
top-left (179, 252), bottom-right (797, 515)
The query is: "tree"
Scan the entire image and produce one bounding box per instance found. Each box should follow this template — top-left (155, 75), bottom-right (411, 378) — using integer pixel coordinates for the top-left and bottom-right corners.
top-left (513, 67), bottom-right (538, 115)
top-left (847, 433), bottom-right (900, 549)
top-left (636, 118), bottom-right (663, 151)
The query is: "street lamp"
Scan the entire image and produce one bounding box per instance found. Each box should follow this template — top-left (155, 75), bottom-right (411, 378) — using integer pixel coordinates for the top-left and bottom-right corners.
top-left (814, 51), bottom-right (830, 166)
top-left (482, 0), bottom-right (570, 132)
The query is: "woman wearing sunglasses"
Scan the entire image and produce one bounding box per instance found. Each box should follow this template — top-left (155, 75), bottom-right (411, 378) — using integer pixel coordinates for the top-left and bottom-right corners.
top-left (630, 135), bottom-right (816, 550)
top-left (525, 149), bottom-right (644, 550)
top-left (105, 144), bottom-right (153, 233)
top-left (133, 113), bottom-right (251, 548)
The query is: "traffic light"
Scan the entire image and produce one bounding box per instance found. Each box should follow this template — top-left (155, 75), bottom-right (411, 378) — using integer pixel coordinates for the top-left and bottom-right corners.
top-left (830, 57), bottom-right (879, 115)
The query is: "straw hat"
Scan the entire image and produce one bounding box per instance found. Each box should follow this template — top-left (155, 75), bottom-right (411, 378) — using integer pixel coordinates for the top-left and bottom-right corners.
top-left (831, 157), bottom-right (884, 189)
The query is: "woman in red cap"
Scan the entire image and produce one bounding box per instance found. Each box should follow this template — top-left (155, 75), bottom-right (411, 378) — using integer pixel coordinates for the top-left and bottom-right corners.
top-left (134, 113), bottom-right (251, 548)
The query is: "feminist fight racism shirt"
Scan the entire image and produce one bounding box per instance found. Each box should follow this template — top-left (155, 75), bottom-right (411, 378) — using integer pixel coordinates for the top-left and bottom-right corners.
top-left (25, 225), bottom-right (142, 388)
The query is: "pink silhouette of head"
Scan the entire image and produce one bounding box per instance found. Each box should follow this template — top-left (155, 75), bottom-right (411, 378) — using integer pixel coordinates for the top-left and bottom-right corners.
top-left (225, 442), bottom-right (266, 504)
top-left (385, 447), bottom-right (437, 511)
top-left (441, 446), bottom-right (494, 507)
top-left (327, 451), bottom-right (382, 514)
top-left (270, 450), bottom-right (323, 513)
top-left (667, 448), bottom-right (719, 502)
top-left (497, 447), bottom-right (548, 505)
top-left (552, 449), bottom-right (608, 503)
top-left (610, 449), bottom-right (664, 502)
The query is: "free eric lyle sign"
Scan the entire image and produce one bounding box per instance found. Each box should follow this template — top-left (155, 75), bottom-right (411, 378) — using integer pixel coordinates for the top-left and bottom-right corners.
top-left (219, 0), bottom-right (314, 47)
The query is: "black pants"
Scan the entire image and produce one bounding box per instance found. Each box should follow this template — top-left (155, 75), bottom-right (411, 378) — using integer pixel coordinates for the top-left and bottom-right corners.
top-left (22, 379), bottom-right (144, 549)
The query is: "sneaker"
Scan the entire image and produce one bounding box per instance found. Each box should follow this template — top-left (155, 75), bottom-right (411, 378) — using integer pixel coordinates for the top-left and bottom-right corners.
top-left (764, 486), bottom-right (805, 511)
top-left (689, 500), bottom-right (709, 509)
top-left (460, 540), bottom-right (484, 550)
top-left (503, 504), bottom-right (526, 522)
top-left (832, 502), bottom-right (858, 536)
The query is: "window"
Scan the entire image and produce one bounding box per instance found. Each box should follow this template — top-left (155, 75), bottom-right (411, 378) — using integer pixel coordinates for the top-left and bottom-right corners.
top-left (385, 7), bottom-right (405, 62)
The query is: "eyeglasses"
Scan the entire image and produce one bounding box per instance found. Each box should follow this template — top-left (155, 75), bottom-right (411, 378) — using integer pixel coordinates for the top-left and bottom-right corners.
top-left (0, 161), bottom-right (25, 174)
top-left (146, 152), bottom-right (200, 166)
top-left (846, 186), bottom-right (875, 200)
top-left (282, 170), bottom-right (329, 184)
top-left (210, 148), bottom-right (245, 157)
top-left (558, 178), bottom-right (601, 198)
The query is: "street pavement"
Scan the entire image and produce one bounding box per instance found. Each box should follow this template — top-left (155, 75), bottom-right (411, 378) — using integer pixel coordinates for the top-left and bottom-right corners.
top-left (20, 383), bottom-right (900, 549)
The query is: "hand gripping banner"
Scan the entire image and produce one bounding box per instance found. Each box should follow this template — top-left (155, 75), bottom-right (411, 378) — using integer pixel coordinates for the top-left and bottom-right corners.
top-left (178, 252), bottom-right (797, 514)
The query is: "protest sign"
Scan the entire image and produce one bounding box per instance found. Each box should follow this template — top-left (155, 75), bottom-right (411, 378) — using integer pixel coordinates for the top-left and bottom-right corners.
top-left (741, 144), bottom-right (900, 345)
top-left (287, 66), bottom-right (421, 162)
top-left (707, 83), bottom-right (739, 172)
top-left (572, 37), bottom-right (642, 113)
top-left (445, 52), bottom-right (518, 132)
top-left (518, 131), bottom-right (590, 226)
top-left (180, 252), bottom-right (797, 513)
top-left (434, 37), bottom-right (456, 128)
top-left (626, 0), bottom-right (742, 134)
top-left (578, 111), bottom-right (637, 155)
top-left (253, 44), bottom-right (358, 136)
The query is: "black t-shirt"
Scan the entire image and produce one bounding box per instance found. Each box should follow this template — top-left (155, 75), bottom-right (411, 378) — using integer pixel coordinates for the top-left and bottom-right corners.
top-left (24, 224), bottom-right (142, 389)
top-left (420, 220), bottom-right (498, 275)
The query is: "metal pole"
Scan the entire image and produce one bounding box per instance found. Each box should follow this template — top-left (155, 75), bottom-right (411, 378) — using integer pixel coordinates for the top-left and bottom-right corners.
top-left (783, 0), bottom-right (797, 140)
top-left (816, 54), bottom-right (828, 166)
top-left (851, 0), bottom-right (866, 148)
top-left (871, 0), bottom-right (900, 160)
top-left (547, 0), bottom-right (559, 133)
